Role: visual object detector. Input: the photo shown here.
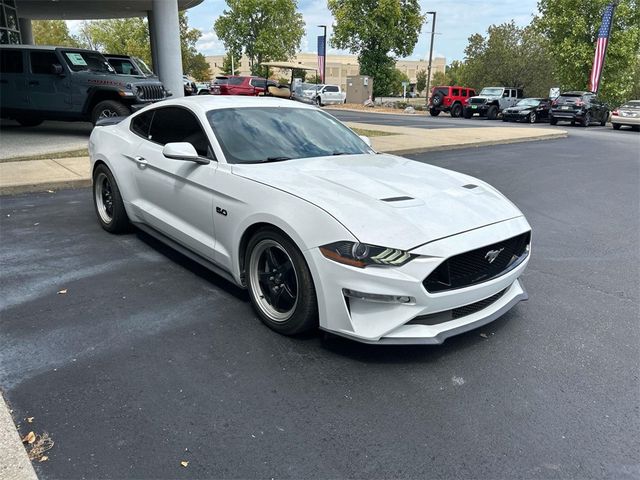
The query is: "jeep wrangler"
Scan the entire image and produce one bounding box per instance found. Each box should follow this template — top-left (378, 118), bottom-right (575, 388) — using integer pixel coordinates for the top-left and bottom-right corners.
top-left (0, 45), bottom-right (169, 126)
top-left (428, 86), bottom-right (476, 117)
top-left (463, 87), bottom-right (524, 120)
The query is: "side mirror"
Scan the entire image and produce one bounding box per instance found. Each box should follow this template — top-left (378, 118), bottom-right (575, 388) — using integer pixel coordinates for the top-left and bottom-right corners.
top-left (162, 142), bottom-right (209, 164)
top-left (359, 135), bottom-right (372, 147)
top-left (51, 63), bottom-right (64, 75)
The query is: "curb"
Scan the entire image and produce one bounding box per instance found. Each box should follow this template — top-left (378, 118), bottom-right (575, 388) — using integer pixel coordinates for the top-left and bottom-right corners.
top-left (0, 178), bottom-right (91, 196)
top-left (0, 392), bottom-right (38, 480)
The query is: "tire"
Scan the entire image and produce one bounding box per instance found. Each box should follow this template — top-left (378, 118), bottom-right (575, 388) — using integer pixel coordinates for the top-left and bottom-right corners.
top-left (463, 108), bottom-right (473, 119)
top-left (432, 92), bottom-right (444, 107)
top-left (16, 117), bottom-right (43, 127)
top-left (450, 103), bottom-right (462, 118)
top-left (580, 112), bottom-right (591, 127)
top-left (529, 112), bottom-right (537, 124)
top-left (633, 125), bottom-right (640, 132)
top-left (429, 108), bottom-right (441, 117)
top-left (549, 116), bottom-right (557, 125)
top-left (612, 123), bottom-right (621, 130)
top-left (198, 90), bottom-right (210, 95)
top-left (245, 228), bottom-right (318, 335)
top-left (315, 96), bottom-right (323, 107)
top-left (487, 105), bottom-right (498, 120)
top-left (600, 111), bottom-right (608, 126)
top-left (92, 164), bottom-right (129, 233)
top-left (91, 100), bottom-right (131, 125)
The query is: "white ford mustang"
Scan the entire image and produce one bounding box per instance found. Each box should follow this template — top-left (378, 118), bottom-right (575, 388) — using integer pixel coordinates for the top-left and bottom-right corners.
top-left (89, 96), bottom-right (531, 344)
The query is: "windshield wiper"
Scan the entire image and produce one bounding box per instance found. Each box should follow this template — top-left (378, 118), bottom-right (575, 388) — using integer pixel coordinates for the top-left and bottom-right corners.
top-left (263, 156), bottom-right (291, 163)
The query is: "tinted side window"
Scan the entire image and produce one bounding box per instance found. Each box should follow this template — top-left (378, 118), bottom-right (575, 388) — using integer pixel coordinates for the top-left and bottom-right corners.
top-left (149, 107), bottom-right (211, 157)
top-left (324, 86), bottom-right (339, 92)
top-left (131, 110), bottom-right (154, 138)
top-left (30, 51), bottom-right (59, 74)
top-left (229, 77), bottom-right (244, 85)
top-left (451, 88), bottom-right (459, 96)
top-left (0, 49), bottom-right (23, 73)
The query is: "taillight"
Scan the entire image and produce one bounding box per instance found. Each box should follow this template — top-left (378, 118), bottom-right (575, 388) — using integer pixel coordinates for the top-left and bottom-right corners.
top-left (612, 109), bottom-right (619, 116)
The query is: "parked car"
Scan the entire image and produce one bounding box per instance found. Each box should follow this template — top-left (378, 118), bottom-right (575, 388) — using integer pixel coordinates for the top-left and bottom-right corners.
top-left (89, 96), bottom-right (531, 344)
top-left (0, 45), bottom-right (169, 125)
top-left (463, 87), bottom-right (524, 119)
top-left (309, 84), bottom-right (346, 106)
top-left (428, 86), bottom-right (477, 117)
top-left (502, 98), bottom-right (551, 124)
top-left (183, 75), bottom-right (197, 96)
top-left (195, 82), bottom-right (211, 95)
top-left (210, 75), bottom-right (277, 96)
top-left (610, 100), bottom-right (640, 131)
top-left (549, 91), bottom-right (609, 127)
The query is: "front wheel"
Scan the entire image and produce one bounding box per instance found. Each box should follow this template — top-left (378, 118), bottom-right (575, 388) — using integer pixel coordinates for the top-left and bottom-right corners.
top-left (550, 116), bottom-right (558, 125)
top-left (463, 108), bottom-right (473, 119)
top-left (600, 112), bottom-right (608, 126)
top-left (91, 100), bottom-right (131, 125)
top-left (92, 164), bottom-right (129, 233)
top-left (529, 112), bottom-right (537, 124)
top-left (487, 105), bottom-right (498, 120)
top-left (612, 123), bottom-right (621, 130)
top-left (246, 229), bottom-right (318, 335)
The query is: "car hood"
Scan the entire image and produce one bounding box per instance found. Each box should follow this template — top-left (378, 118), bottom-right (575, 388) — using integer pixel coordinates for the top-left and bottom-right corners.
top-left (506, 105), bottom-right (535, 112)
top-left (232, 154), bottom-right (523, 250)
top-left (470, 96), bottom-right (499, 102)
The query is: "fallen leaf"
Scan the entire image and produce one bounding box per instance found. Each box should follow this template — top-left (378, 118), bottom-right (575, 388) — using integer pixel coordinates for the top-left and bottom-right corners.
top-left (57, 289), bottom-right (67, 295)
top-left (180, 461), bottom-right (189, 467)
top-left (22, 431), bottom-right (36, 444)
top-left (39, 456), bottom-right (49, 462)
top-left (480, 333), bottom-right (488, 339)
top-left (27, 417), bottom-right (34, 423)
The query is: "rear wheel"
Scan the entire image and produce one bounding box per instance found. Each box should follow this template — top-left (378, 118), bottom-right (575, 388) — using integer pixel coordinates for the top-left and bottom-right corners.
top-left (92, 164), bottom-right (129, 233)
top-left (600, 111), bottom-right (608, 126)
top-left (549, 116), bottom-right (558, 125)
top-left (16, 117), bottom-right (43, 127)
top-left (612, 123), bottom-right (621, 130)
top-left (315, 96), bottom-right (323, 107)
top-left (580, 112), bottom-right (591, 127)
top-left (487, 105), bottom-right (498, 120)
top-left (450, 103), bottom-right (462, 118)
top-left (429, 107), bottom-right (440, 117)
top-left (91, 100), bottom-right (131, 125)
top-left (246, 229), bottom-right (318, 335)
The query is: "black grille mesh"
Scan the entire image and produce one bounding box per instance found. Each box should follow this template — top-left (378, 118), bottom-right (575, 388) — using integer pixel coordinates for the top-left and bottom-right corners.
top-left (137, 84), bottom-right (165, 101)
top-left (424, 231), bottom-right (530, 293)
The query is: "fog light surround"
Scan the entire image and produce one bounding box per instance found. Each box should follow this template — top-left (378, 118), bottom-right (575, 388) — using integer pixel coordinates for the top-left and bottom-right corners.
top-left (343, 289), bottom-right (415, 305)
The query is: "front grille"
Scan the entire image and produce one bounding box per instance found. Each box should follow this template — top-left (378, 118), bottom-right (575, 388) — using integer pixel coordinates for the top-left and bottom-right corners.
top-left (469, 98), bottom-right (486, 105)
top-left (407, 288), bottom-right (507, 325)
top-left (137, 84), bottom-right (165, 101)
top-left (423, 231), bottom-right (530, 293)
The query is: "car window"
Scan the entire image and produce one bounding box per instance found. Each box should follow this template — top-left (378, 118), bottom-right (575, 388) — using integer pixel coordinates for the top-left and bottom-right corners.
top-left (61, 50), bottom-right (114, 73)
top-left (451, 88), bottom-right (459, 96)
top-left (517, 89), bottom-right (524, 98)
top-left (30, 51), bottom-right (59, 74)
top-left (130, 110), bottom-right (154, 139)
top-left (207, 107), bottom-right (372, 164)
top-left (502, 90), bottom-right (510, 98)
top-left (148, 107), bottom-right (211, 158)
top-left (108, 58), bottom-right (139, 75)
top-left (0, 49), bottom-right (22, 73)
top-left (229, 77), bottom-right (244, 85)
top-left (324, 86), bottom-right (339, 92)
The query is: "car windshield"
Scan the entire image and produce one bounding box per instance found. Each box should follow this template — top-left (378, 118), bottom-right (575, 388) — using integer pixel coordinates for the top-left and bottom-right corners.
top-left (207, 107), bottom-right (373, 164)
top-left (516, 99), bottom-right (541, 107)
top-left (133, 56), bottom-right (153, 76)
top-left (479, 88), bottom-right (503, 96)
top-left (622, 100), bottom-right (640, 108)
top-left (62, 50), bottom-right (114, 73)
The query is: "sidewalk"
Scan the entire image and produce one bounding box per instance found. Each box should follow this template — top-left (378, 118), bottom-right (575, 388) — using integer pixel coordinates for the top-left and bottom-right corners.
top-left (0, 123), bottom-right (567, 195)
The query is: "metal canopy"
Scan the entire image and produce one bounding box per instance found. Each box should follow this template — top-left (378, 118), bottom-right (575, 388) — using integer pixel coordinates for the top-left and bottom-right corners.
top-left (16, 0), bottom-right (203, 19)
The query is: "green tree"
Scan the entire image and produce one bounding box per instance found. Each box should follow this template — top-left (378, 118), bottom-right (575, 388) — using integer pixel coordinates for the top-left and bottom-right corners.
top-left (431, 70), bottom-right (447, 87)
top-left (307, 73), bottom-right (322, 84)
top-left (214, 0), bottom-right (305, 77)
top-left (416, 69), bottom-right (427, 94)
top-left (33, 20), bottom-right (80, 47)
top-left (446, 60), bottom-right (466, 86)
top-left (536, 0), bottom-right (640, 106)
top-left (291, 68), bottom-right (307, 82)
top-left (221, 51), bottom-right (240, 75)
top-left (84, 18), bottom-right (152, 66)
top-left (328, 0), bottom-right (424, 98)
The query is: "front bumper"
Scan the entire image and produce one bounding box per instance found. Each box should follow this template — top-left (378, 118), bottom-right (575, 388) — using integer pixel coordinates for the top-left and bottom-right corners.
top-left (305, 216), bottom-right (531, 344)
top-left (465, 104), bottom-right (488, 115)
top-left (503, 111), bottom-right (530, 122)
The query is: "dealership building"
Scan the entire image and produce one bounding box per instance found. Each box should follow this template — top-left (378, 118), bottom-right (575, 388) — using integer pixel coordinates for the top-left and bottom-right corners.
top-left (0, 0), bottom-right (202, 97)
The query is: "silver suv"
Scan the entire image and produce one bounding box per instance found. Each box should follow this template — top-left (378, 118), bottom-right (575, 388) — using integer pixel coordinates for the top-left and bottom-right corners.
top-left (463, 87), bottom-right (524, 120)
top-left (0, 45), bottom-right (169, 126)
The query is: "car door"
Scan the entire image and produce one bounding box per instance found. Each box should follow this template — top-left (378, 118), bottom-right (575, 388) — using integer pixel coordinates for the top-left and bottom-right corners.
top-left (323, 85), bottom-right (340, 103)
top-left (132, 106), bottom-right (217, 260)
top-left (27, 50), bottom-right (70, 113)
top-left (0, 48), bottom-right (29, 111)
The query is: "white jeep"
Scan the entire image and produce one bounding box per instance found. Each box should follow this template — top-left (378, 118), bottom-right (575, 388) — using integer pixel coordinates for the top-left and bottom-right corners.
top-left (463, 87), bottom-right (524, 120)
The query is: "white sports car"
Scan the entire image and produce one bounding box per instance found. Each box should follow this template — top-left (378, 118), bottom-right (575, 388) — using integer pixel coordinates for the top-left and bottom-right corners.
top-left (89, 96), bottom-right (531, 344)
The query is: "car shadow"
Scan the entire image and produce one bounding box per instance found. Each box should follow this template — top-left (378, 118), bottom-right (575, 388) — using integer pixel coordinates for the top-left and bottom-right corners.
top-left (0, 119), bottom-right (93, 136)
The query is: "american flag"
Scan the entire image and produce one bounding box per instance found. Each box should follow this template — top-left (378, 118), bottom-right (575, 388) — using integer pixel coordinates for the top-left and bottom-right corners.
top-left (588, 2), bottom-right (617, 93)
top-left (317, 35), bottom-right (326, 83)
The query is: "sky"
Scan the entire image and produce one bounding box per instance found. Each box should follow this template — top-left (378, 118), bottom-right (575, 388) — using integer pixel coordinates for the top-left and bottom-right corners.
top-left (187, 0), bottom-right (540, 63)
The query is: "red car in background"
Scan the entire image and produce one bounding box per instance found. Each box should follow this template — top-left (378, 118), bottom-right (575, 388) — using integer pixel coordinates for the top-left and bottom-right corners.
top-left (428, 85), bottom-right (477, 117)
top-left (211, 75), bottom-right (277, 95)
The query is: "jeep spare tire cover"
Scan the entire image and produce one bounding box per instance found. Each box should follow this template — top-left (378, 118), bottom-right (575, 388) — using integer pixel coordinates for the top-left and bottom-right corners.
top-left (432, 92), bottom-right (443, 106)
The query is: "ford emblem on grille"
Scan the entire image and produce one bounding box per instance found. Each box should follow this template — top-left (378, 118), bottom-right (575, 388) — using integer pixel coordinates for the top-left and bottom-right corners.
top-left (485, 248), bottom-right (504, 263)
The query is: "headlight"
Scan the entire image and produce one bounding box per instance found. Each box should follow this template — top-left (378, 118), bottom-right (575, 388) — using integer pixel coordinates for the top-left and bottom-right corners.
top-left (319, 241), bottom-right (415, 268)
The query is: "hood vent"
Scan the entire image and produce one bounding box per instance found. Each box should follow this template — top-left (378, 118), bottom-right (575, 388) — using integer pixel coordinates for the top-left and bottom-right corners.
top-left (462, 184), bottom-right (478, 189)
top-left (381, 196), bottom-right (415, 202)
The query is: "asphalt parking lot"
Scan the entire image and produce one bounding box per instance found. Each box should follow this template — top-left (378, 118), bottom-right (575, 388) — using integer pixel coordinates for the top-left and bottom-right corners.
top-left (1, 126), bottom-right (639, 479)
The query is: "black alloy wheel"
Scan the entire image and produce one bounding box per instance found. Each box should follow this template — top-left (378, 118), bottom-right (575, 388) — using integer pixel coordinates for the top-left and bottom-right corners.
top-left (581, 112), bottom-right (591, 127)
top-left (429, 107), bottom-right (441, 117)
top-left (450, 103), bottom-right (462, 118)
top-left (529, 112), bottom-right (537, 124)
top-left (92, 164), bottom-right (129, 233)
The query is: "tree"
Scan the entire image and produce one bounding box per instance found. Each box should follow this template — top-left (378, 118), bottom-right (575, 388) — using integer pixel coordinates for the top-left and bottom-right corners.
top-left (536, 0), bottom-right (640, 106)
top-left (307, 73), bottom-right (322, 84)
top-left (431, 70), bottom-right (447, 87)
top-left (214, 0), bottom-right (305, 77)
top-left (291, 68), bottom-right (307, 82)
top-left (416, 69), bottom-right (427, 94)
top-left (389, 69), bottom-right (410, 96)
top-left (84, 18), bottom-right (152, 66)
top-left (446, 60), bottom-right (466, 86)
top-left (33, 20), bottom-right (80, 47)
top-left (328, 0), bottom-right (424, 98)
top-left (221, 51), bottom-right (240, 75)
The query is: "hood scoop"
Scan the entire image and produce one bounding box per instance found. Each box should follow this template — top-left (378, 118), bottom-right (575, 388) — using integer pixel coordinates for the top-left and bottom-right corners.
top-left (381, 196), bottom-right (414, 202)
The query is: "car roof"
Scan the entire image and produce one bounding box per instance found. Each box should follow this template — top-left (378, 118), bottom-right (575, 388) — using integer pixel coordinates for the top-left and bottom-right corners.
top-left (145, 96), bottom-right (317, 114)
top-left (104, 54), bottom-right (132, 58)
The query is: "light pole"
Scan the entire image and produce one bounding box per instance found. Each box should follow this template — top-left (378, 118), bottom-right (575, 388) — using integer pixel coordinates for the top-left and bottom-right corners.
top-left (318, 25), bottom-right (327, 84)
top-left (425, 11), bottom-right (436, 106)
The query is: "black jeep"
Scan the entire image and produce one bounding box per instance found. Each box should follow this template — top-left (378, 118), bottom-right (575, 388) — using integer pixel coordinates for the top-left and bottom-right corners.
top-left (0, 45), bottom-right (169, 126)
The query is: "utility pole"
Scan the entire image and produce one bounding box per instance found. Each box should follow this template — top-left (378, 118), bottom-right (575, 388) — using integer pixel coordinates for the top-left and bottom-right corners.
top-left (318, 25), bottom-right (327, 83)
top-left (425, 11), bottom-right (436, 106)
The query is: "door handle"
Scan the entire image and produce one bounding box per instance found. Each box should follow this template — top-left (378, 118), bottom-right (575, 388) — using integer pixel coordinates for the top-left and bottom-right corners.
top-left (124, 154), bottom-right (147, 168)
top-left (28, 80), bottom-right (40, 86)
